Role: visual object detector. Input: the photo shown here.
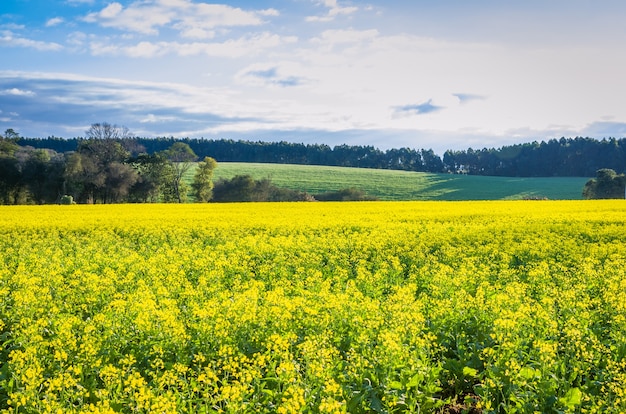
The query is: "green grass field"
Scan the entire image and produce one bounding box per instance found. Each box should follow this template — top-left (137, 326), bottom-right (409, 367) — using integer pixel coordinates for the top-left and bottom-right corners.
top-left (199, 162), bottom-right (590, 200)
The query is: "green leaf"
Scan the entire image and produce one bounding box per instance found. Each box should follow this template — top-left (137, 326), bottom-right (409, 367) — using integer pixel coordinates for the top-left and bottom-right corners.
top-left (518, 366), bottom-right (538, 380)
top-left (559, 387), bottom-right (582, 409)
top-left (406, 373), bottom-right (424, 388)
top-left (389, 380), bottom-right (403, 390)
top-left (462, 366), bottom-right (478, 378)
top-left (369, 392), bottom-right (384, 413)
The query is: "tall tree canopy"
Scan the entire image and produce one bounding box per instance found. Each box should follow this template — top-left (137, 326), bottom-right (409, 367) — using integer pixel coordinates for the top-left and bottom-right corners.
top-left (583, 169), bottom-right (626, 199)
top-left (192, 156), bottom-right (218, 202)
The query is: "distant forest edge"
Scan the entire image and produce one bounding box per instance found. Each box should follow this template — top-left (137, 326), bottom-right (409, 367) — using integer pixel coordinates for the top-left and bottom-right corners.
top-left (16, 136), bottom-right (626, 177)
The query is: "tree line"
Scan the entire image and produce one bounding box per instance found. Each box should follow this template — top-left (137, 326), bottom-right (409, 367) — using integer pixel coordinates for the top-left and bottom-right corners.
top-left (0, 125), bottom-right (217, 204)
top-left (0, 125), bottom-right (380, 204)
top-left (443, 137), bottom-right (626, 177)
top-left (17, 135), bottom-right (626, 177)
top-left (17, 136), bottom-right (445, 173)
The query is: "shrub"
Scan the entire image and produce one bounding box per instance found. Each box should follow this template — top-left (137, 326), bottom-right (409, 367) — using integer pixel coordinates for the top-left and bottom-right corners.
top-left (59, 195), bottom-right (76, 205)
top-left (314, 187), bottom-right (378, 201)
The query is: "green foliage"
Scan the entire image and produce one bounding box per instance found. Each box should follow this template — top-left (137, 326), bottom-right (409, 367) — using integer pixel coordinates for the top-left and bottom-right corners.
top-left (129, 153), bottom-right (174, 203)
top-left (583, 168), bottom-right (626, 199)
top-left (0, 130), bottom-right (20, 156)
top-left (64, 137), bottom-right (139, 203)
top-left (15, 135), bottom-right (626, 177)
top-left (314, 187), bottom-right (378, 201)
top-left (212, 175), bottom-right (312, 202)
top-left (59, 195), bottom-right (75, 205)
top-left (22, 149), bottom-right (65, 204)
top-left (200, 162), bottom-right (590, 201)
top-left (192, 157), bottom-right (217, 202)
top-left (444, 137), bottom-right (626, 176)
top-left (163, 142), bottom-right (197, 163)
top-left (161, 142), bottom-right (197, 203)
top-left (0, 156), bottom-right (23, 204)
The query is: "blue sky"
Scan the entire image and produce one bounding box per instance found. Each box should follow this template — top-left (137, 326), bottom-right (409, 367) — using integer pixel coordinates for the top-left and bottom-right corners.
top-left (1, 0), bottom-right (626, 154)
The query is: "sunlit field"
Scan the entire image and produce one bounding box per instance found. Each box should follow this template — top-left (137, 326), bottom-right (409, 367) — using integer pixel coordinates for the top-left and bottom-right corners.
top-left (202, 162), bottom-right (590, 200)
top-left (1, 201), bottom-right (625, 413)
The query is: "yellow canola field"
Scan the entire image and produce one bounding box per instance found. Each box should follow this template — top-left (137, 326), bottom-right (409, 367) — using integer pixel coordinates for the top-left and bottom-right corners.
top-left (1, 201), bottom-right (625, 413)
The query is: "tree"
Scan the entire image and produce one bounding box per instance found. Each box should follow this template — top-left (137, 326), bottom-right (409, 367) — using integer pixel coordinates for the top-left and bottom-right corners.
top-left (22, 149), bottom-right (65, 204)
top-left (104, 162), bottom-right (139, 203)
top-left (421, 149), bottom-right (444, 172)
top-left (212, 175), bottom-right (257, 202)
top-left (0, 129), bottom-right (20, 156)
top-left (583, 168), bottom-right (626, 199)
top-left (85, 122), bottom-right (133, 140)
top-left (192, 157), bottom-right (217, 202)
top-left (64, 150), bottom-right (105, 204)
top-left (64, 126), bottom-right (139, 203)
top-left (129, 153), bottom-right (174, 202)
top-left (0, 155), bottom-right (21, 204)
top-left (212, 175), bottom-right (312, 202)
top-left (162, 142), bottom-right (197, 203)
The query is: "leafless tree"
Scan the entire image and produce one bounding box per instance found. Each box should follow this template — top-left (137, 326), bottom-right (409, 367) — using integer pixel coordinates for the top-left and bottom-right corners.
top-left (85, 122), bottom-right (133, 140)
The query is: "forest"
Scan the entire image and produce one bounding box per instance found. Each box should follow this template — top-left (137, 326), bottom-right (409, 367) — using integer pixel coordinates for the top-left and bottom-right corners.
top-left (0, 125), bottom-right (211, 205)
top-left (16, 134), bottom-right (626, 177)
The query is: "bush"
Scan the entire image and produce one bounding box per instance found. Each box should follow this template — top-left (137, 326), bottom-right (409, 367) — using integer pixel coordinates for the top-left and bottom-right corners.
top-left (583, 169), bottom-right (626, 199)
top-left (314, 187), bottom-right (378, 201)
top-left (212, 175), bottom-right (313, 202)
top-left (59, 195), bottom-right (76, 205)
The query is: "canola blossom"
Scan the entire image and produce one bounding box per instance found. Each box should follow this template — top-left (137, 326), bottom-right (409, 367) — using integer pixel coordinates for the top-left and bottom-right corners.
top-left (1, 201), bottom-right (625, 413)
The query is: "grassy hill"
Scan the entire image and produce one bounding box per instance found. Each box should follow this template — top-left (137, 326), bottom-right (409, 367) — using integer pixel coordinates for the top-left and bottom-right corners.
top-left (194, 162), bottom-right (590, 201)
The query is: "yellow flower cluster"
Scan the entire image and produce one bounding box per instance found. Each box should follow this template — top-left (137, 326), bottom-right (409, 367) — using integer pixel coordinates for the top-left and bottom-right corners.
top-left (1, 201), bottom-right (625, 413)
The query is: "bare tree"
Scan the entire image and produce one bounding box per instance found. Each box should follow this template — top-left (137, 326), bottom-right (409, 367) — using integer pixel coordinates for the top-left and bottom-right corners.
top-left (85, 122), bottom-right (133, 140)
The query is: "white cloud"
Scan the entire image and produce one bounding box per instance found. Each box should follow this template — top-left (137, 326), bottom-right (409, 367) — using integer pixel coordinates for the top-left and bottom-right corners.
top-left (45, 17), bottom-right (65, 27)
top-left (82, 0), bottom-right (277, 37)
top-left (0, 31), bottom-right (63, 51)
top-left (310, 28), bottom-right (379, 48)
top-left (140, 113), bottom-right (177, 123)
top-left (89, 32), bottom-right (297, 58)
top-left (0, 23), bottom-right (26, 31)
top-left (125, 41), bottom-right (166, 58)
top-left (306, 0), bottom-right (358, 22)
top-left (83, 2), bottom-right (171, 35)
top-left (0, 88), bottom-right (35, 96)
top-left (258, 9), bottom-right (280, 17)
top-left (194, 3), bottom-right (266, 26)
top-left (100, 3), bottom-right (124, 19)
top-left (193, 33), bottom-right (297, 58)
top-left (67, 31), bottom-right (87, 47)
top-left (156, 0), bottom-right (191, 8)
top-left (89, 41), bottom-right (121, 56)
top-left (173, 4), bottom-right (268, 39)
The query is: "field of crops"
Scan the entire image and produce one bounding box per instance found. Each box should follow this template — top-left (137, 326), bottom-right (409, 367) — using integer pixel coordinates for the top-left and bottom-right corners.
top-left (205, 162), bottom-right (590, 200)
top-left (1, 201), bottom-right (625, 413)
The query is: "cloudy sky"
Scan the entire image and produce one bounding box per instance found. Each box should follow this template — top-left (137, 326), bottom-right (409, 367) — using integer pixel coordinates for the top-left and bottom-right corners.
top-left (1, 0), bottom-right (625, 154)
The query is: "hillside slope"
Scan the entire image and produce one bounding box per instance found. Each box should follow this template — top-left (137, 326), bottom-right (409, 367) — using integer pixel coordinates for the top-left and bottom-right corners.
top-left (203, 163), bottom-right (590, 200)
